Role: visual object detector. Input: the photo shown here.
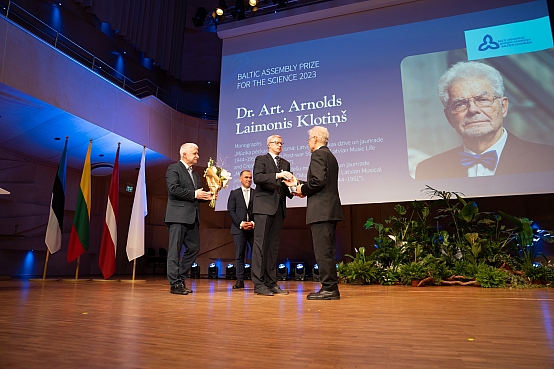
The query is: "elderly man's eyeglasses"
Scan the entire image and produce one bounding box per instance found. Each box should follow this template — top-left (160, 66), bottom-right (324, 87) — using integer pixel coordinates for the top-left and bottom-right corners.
top-left (270, 141), bottom-right (283, 146)
top-left (447, 95), bottom-right (501, 113)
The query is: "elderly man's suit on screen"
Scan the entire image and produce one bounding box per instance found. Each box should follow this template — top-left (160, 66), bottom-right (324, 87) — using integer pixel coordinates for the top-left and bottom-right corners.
top-left (416, 131), bottom-right (554, 180)
top-left (164, 161), bottom-right (202, 287)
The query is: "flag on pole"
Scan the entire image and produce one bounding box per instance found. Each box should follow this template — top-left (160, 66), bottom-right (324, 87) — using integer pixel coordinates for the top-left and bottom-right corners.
top-left (126, 146), bottom-right (147, 261)
top-left (98, 144), bottom-right (120, 279)
top-left (45, 137), bottom-right (69, 254)
top-left (67, 140), bottom-right (92, 263)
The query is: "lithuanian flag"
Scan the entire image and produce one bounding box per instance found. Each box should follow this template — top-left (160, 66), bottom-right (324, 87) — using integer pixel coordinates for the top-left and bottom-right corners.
top-left (67, 140), bottom-right (92, 263)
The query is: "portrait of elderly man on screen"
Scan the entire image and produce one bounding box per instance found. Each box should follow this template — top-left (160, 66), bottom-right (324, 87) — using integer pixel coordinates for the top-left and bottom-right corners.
top-left (415, 61), bottom-right (554, 180)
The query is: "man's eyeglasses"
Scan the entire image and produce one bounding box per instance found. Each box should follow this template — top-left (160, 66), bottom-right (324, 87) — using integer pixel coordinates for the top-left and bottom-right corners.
top-left (270, 141), bottom-right (284, 146)
top-left (447, 95), bottom-right (501, 113)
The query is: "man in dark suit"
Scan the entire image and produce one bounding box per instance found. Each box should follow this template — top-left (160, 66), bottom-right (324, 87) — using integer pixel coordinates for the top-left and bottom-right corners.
top-left (251, 134), bottom-right (294, 296)
top-left (415, 61), bottom-right (554, 180)
top-left (286, 126), bottom-right (344, 300)
top-left (164, 143), bottom-right (212, 295)
top-left (227, 170), bottom-right (255, 290)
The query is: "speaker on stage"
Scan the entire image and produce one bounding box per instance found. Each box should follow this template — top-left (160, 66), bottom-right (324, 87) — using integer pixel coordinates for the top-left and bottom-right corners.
top-left (312, 263), bottom-right (320, 282)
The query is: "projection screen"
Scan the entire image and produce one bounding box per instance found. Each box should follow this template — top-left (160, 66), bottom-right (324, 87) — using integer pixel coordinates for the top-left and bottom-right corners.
top-left (215, 0), bottom-right (554, 210)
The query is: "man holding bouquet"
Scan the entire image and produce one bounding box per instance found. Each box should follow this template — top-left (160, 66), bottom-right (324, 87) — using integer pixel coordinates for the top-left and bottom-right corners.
top-left (164, 143), bottom-right (213, 295)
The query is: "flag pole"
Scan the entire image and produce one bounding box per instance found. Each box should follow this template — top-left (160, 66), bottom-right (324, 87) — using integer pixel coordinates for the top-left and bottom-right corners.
top-left (121, 145), bottom-right (147, 284)
top-left (43, 250), bottom-right (50, 279)
top-left (30, 249), bottom-right (59, 282)
top-left (75, 255), bottom-right (80, 279)
top-left (63, 255), bottom-right (89, 282)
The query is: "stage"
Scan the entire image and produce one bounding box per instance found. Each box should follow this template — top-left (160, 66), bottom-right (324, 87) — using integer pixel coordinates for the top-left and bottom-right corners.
top-left (0, 278), bottom-right (553, 368)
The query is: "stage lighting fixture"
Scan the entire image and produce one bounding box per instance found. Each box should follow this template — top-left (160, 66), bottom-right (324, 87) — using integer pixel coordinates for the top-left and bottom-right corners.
top-left (312, 263), bottom-right (321, 282)
top-left (244, 263), bottom-right (252, 280)
top-left (277, 263), bottom-right (288, 281)
top-left (190, 262), bottom-right (200, 278)
top-left (216, 0), bottom-right (227, 16)
top-left (192, 7), bottom-right (207, 27)
top-left (226, 263), bottom-right (237, 279)
top-left (249, 0), bottom-right (257, 7)
top-left (208, 262), bottom-right (219, 279)
top-left (294, 263), bottom-right (306, 281)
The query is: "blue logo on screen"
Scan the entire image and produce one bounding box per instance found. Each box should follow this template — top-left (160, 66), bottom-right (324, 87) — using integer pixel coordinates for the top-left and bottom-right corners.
top-left (465, 16), bottom-right (553, 60)
top-left (478, 35), bottom-right (500, 51)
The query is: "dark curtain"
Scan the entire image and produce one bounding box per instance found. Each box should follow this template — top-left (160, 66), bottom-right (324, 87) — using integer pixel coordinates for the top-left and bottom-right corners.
top-left (74, 0), bottom-right (187, 79)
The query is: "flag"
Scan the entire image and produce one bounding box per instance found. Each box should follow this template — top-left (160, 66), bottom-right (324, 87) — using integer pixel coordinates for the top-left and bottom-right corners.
top-left (45, 137), bottom-right (69, 254)
top-left (126, 147), bottom-right (147, 261)
top-left (67, 140), bottom-right (92, 263)
top-left (98, 144), bottom-right (120, 279)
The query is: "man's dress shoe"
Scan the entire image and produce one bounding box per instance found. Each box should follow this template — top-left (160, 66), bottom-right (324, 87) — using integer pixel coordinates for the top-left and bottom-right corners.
top-left (306, 289), bottom-right (340, 300)
top-left (170, 284), bottom-right (188, 295)
top-left (269, 286), bottom-right (289, 295)
top-left (233, 280), bottom-right (245, 289)
top-left (254, 286), bottom-right (274, 296)
top-left (182, 282), bottom-right (193, 294)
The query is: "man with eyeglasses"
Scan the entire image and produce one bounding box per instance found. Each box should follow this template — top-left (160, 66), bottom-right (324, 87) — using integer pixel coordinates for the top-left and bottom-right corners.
top-left (416, 61), bottom-right (554, 180)
top-left (285, 126), bottom-right (344, 300)
top-left (251, 134), bottom-right (294, 296)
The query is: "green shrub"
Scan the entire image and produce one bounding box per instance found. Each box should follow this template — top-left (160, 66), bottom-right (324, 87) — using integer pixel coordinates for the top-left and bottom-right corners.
top-left (475, 264), bottom-right (509, 288)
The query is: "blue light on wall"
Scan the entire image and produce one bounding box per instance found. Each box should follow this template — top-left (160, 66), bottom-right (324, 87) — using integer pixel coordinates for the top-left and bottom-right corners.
top-left (50, 5), bottom-right (62, 31)
top-left (20, 250), bottom-right (35, 277)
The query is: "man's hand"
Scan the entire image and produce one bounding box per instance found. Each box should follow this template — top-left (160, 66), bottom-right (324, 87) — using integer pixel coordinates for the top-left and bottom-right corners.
top-left (282, 175), bottom-right (298, 187)
top-left (293, 183), bottom-right (305, 198)
top-left (195, 189), bottom-right (213, 200)
top-left (242, 221), bottom-right (255, 230)
top-left (276, 170), bottom-right (293, 180)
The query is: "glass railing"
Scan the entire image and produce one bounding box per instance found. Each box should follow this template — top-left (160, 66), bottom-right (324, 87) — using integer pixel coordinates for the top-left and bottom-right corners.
top-left (1, 0), bottom-right (179, 109)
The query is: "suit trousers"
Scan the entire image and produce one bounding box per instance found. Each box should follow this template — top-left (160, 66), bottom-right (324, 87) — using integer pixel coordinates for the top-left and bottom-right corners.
top-left (251, 202), bottom-right (284, 290)
top-left (310, 221), bottom-right (338, 291)
top-left (233, 230), bottom-right (253, 281)
top-left (167, 222), bottom-right (200, 286)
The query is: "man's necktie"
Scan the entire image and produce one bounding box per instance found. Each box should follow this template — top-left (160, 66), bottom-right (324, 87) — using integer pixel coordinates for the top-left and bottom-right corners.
top-left (275, 156), bottom-right (281, 171)
top-left (243, 189), bottom-right (250, 221)
top-left (243, 189), bottom-right (250, 208)
top-left (459, 151), bottom-right (498, 170)
top-left (188, 167), bottom-right (196, 187)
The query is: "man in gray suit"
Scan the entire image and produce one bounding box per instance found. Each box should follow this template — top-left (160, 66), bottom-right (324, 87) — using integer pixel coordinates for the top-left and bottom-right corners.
top-left (286, 126), bottom-right (344, 300)
top-left (251, 134), bottom-right (294, 296)
top-left (164, 143), bottom-right (212, 295)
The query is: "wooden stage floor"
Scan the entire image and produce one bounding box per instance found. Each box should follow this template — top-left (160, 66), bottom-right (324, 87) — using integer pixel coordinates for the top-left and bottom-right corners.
top-left (1, 277), bottom-right (553, 369)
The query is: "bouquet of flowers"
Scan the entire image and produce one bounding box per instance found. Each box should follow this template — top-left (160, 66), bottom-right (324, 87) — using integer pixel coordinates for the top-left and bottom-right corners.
top-left (204, 157), bottom-right (231, 208)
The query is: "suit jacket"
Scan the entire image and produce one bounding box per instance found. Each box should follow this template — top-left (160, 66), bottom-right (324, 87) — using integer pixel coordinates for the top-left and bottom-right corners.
top-left (300, 146), bottom-right (344, 224)
top-left (252, 153), bottom-right (293, 216)
top-left (164, 161), bottom-right (202, 225)
top-left (227, 187), bottom-right (255, 235)
top-left (415, 131), bottom-right (554, 180)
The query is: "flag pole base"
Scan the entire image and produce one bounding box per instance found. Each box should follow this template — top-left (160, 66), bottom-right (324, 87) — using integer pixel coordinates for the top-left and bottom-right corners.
top-left (61, 278), bottom-right (91, 282)
top-left (120, 279), bottom-right (146, 283)
top-left (92, 279), bottom-right (120, 282)
top-left (29, 278), bottom-right (59, 282)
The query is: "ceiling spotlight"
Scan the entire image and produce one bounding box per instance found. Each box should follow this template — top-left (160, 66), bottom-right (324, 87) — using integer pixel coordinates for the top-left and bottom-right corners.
top-left (216, 0), bottom-right (227, 16)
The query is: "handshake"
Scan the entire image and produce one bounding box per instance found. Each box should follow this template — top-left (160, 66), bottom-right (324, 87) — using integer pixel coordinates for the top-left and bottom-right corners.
top-left (277, 171), bottom-right (304, 197)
